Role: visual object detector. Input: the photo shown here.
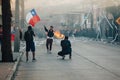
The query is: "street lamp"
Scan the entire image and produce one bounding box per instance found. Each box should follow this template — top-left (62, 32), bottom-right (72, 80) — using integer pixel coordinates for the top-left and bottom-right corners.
top-left (14, 0), bottom-right (20, 52)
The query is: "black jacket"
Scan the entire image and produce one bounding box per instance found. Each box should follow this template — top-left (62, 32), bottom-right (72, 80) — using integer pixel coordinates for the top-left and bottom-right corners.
top-left (61, 39), bottom-right (72, 54)
top-left (24, 30), bottom-right (35, 42)
top-left (44, 26), bottom-right (54, 37)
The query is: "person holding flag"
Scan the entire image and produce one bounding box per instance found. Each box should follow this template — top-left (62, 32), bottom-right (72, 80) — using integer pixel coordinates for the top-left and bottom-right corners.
top-left (26, 9), bottom-right (40, 27)
top-left (44, 25), bottom-right (54, 53)
top-left (24, 26), bottom-right (36, 62)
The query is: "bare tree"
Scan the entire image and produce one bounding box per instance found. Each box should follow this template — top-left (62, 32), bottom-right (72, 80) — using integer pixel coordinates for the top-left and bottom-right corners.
top-left (1, 0), bottom-right (13, 62)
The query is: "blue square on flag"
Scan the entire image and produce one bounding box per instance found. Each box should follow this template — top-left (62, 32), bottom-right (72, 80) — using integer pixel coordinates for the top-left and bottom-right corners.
top-left (31, 9), bottom-right (37, 16)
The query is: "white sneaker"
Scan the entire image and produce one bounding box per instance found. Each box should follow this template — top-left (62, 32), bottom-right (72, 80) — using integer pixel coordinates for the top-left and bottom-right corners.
top-left (49, 50), bottom-right (52, 54)
top-left (47, 49), bottom-right (50, 53)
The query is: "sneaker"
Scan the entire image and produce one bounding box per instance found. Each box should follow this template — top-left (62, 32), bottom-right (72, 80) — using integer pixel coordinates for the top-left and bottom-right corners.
top-left (33, 58), bottom-right (36, 60)
top-left (69, 56), bottom-right (71, 59)
top-left (32, 58), bottom-right (36, 61)
top-left (47, 49), bottom-right (50, 53)
top-left (49, 50), bottom-right (52, 54)
top-left (26, 59), bottom-right (28, 62)
top-left (62, 55), bottom-right (65, 60)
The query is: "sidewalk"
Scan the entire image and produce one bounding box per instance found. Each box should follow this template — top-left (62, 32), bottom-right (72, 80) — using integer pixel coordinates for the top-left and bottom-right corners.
top-left (0, 42), bottom-right (25, 80)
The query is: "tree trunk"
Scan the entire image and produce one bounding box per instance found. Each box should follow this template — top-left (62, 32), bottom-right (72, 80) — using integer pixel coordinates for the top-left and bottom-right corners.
top-left (1, 0), bottom-right (13, 62)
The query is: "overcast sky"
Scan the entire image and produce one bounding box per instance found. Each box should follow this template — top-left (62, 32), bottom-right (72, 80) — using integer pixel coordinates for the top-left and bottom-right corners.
top-left (24, 0), bottom-right (120, 18)
top-left (24, 0), bottom-right (86, 18)
top-left (23, 0), bottom-right (120, 19)
top-left (25, 0), bottom-right (82, 9)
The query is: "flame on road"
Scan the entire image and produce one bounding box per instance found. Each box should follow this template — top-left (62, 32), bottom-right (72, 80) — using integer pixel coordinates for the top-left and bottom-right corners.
top-left (54, 31), bottom-right (64, 39)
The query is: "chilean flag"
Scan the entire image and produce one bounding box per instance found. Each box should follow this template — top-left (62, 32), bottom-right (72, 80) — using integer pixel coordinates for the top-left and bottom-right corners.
top-left (26, 9), bottom-right (40, 27)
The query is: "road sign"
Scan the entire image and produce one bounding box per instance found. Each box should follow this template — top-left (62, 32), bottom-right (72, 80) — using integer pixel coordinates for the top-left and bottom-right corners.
top-left (116, 17), bottom-right (120, 25)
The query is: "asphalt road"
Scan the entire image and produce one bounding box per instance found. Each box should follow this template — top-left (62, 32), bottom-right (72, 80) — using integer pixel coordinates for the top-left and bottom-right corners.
top-left (14, 38), bottom-right (120, 80)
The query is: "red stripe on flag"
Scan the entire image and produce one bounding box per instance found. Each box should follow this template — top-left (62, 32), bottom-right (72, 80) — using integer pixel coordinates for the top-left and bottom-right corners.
top-left (29, 15), bottom-right (40, 27)
top-left (29, 19), bottom-right (34, 27)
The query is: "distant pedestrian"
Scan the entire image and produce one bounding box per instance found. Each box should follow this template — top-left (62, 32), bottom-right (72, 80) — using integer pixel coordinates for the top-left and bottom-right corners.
top-left (19, 28), bottom-right (23, 41)
top-left (58, 36), bottom-right (72, 59)
top-left (24, 26), bottom-right (36, 62)
top-left (44, 25), bottom-right (54, 53)
top-left (0, 24), bottom-right (2, 45)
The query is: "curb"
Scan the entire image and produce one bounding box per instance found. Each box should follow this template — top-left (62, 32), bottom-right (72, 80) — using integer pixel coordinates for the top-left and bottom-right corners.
top-left (6, 51), bottom-right (24, 80)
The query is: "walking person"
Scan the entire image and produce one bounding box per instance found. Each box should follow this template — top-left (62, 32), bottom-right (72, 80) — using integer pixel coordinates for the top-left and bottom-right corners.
top-left (19, 28), bottom-right (23, 41)
top-left (58, 36), bottom-right (72, 59)
top-left (0, 25), bottom-right (2, 45)
top-left (24, 26), bottom-right (36, 62)
top-left (44, 25), bottom-right (54, 53)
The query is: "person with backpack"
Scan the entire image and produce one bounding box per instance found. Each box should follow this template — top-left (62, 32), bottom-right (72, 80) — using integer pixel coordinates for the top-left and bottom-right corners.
top-left (24, 26), bottom-right (36, 62)
top-left (58, 36), bottom-right (72, 59)
top-left (44, 25), bottom-right (54, 53)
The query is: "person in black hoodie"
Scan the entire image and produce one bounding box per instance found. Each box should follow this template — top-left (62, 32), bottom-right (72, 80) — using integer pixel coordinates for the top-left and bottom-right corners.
top-left (44, 25), bottom-right (54, 53)
top-left (24, 26), bottom-right (36, 62)
top-left (58, 36), bottom-right (72, 59)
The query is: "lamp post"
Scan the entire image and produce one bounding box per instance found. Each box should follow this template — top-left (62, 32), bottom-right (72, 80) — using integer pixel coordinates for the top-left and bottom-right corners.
top-left (20, 0), bottom-right (24, 29)
top-left (14, 0), bottom-right (20, 52)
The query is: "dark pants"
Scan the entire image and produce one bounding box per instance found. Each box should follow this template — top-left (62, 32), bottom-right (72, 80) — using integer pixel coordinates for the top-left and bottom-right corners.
top-left (46, 39), bottom-right (53, 51)
top-left (26, 41), bottom-right (35, 52)
top-left (58, 51), bottom-right (71, 58)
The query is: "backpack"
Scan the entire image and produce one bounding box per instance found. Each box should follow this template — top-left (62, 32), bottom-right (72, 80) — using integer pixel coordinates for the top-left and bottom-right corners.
top-left (24, 31), bottom-right (33, 41)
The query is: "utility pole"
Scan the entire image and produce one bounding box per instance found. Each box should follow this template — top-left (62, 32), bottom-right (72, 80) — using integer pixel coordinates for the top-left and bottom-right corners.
top-left (14, 0), bottom-right (20, 52)
top-left (20, 0), bottom-right (24, 29)
top-left (20, 0), bottom-right (24, 41)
